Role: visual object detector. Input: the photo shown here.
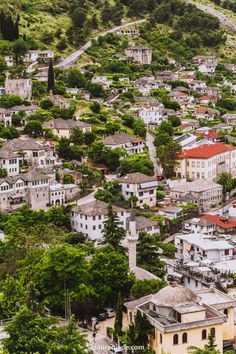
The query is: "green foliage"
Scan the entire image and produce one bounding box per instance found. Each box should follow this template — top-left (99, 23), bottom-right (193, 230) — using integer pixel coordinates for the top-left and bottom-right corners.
top-left (3, 308), bottom-right (87, 354)
top-left (130, 279), bottom-right (166, 299)
top-left (102, 203), bottom-right (126, 250)
top-left (133, 119), bottom-right (146, 138)
top-left (137, 232), bottom-right (165, 278)
top-left (95, 181), bottom-right (123, 203)
top-left (57, 138), bottom-right (84, 161)
top-left (63, 173), bottom-right (75, 184)
top-left (217, 172), bottom-right (236, 201)
top-left (120, 153), bottom-right (154, 176)
top-left (114, 292), bottom-right (123, 336)
top-left (90, 101), bottom-right (101, 114)
top-left (88, 141), bottom-right (123, 171)
top-left (24, 120), bottom-right (43, 137)
top-left (0, 94), bottom-right (25, 108)
top-left (90, 245), bottom-right (133, 305)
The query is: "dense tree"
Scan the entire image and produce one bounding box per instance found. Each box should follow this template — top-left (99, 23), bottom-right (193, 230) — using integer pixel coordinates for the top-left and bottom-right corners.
top-left (95, 181), bottom-right (123, 203)
top-left (157, 140), bottom-right (181, 178)
top-left (133, 119), bottom-right (146, 138)
top-left (88, 141), bottom-right (123, 170)
top-left (70, 127), bottom-right (84, 145)
top-left (102, 203), bottom-right (126, 250)
top-left (114, 292), bottom-right (123, 336)
top-left (90, 101), bottom-right (101, 113)
top-left (13, 38), bottom-right (28, 64)
top-left (3, 308), bottom-right (87, 354)
top-left (24, 120), bottom-right (43, 137)
top-left (119, 153), bottom-right (154, 176)
top-left (63, 173), bottom-right (75, 184)
top-left (137, 232), bottom-right (165, 278)
top-left (90, 245), bottom-right (133, 305)
top-left (131, 279), bottom-right (166, 299)
top-left (217, 172), bottom-right (236, 201)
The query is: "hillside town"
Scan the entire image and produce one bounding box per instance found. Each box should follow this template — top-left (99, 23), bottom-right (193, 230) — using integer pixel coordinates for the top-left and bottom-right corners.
top-left (2, 0), bottom-right (236, 354)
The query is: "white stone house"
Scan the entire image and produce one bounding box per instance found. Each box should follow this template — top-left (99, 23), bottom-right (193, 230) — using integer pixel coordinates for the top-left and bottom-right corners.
top-left (159, 206), bottom-right (183, 220)
top-left (102, 133), bottom-right (145, 155)
top-left (70, 200), bottom-right (129, 241)
top-left (24, 50), bottom-right (53, 63)
top-left (49, 183), bottom-right (79, 206)
top-left (5, 78), bottom-right (32, 100)
top-left (119, 172), bottom-right (158, 207)
top-left (176, 143), bottom-right (236, 180)
top-left (138, 104), bottom-right (167, 125)
top-left (175, 233), bottom-right (234, 264)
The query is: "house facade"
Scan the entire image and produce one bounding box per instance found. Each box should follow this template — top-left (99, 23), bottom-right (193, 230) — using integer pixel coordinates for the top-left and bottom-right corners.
top-left (125, 284), bottom-right (229, 354)
top-left (5, 78), bottom-right (32, 99)
top-left (102, 133), bottom-right (145, 155)
top-left (176, 144), bottom-right (236, 180)
top-left (119, 172), bottom-right (158, 207)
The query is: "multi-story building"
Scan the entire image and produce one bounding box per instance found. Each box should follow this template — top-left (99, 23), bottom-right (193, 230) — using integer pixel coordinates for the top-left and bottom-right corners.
top-left (138, 104), bottom-right (167, 125)
top-left (70, 199), bottom-right (159, 240)
top-left (125, 47), bottom-right (152, 65)
top-left (43, 118), bottom-right (92, 138)
top-left (175, 143), bottom-right (236, 180)
top-left (0, 137), bottom-right (59, 176)
top-left (169, 91), bottom-right (194, 108)
top-left (5, 78), bottom-right (32, 99)
top-left (175, 233), bottom-right (234, 264)
top-left (125, 283), bottom-right (232, 354)
top-left (117, 29), bottom-right (140, 36)
top-left (169, 179), bottom-right (223, 211)
top-left (70, 200), bottom-right (129, 240)
top-left (49, 183), bottom-right (79, 206)
top-left (119, 172), bottom-right (158, 207)
top-left (102, 133), bottom-right (145, 155)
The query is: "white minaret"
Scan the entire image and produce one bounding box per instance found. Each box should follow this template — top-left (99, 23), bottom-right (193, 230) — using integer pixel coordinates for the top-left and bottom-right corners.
top-left (127, 210), bottom-right (138, 269)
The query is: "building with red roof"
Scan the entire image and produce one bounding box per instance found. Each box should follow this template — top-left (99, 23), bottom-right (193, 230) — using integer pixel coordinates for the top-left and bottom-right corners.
top-left (201, 214), bottom-right (236, 234)
top-left (176, 143), bottom-right (236, 180)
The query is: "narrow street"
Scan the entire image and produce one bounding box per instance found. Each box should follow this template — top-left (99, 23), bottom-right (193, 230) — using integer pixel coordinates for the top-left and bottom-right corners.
top-left (146, 131), bottom-right (162, 176)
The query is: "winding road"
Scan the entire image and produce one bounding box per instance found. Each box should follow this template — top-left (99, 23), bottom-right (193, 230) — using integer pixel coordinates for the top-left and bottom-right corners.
top-left (55, 19), bottom-right (146, 69)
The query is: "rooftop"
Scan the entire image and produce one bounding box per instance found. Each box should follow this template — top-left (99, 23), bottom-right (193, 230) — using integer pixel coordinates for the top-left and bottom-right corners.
top-left (43, 118), bottom-right (91, 130)
top-left (119, 172), bottom-right (157, 184)
top-left (178, 143), bottom-right (235, 159)
top-left (176, 233), bottom-right (234, 251)
top-left (201, 214), bottom-right (236, 229)
top-left (170, 179), bottom-right (222, 193)
top-left (102, 133), bottom-right (143, 146)
top-left (71, 200), bottom-right (126, 216)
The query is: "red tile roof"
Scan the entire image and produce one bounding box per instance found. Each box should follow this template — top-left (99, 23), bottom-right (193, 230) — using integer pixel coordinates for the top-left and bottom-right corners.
top-left (201, 214), bottom-right (236, 229)
top-left (196, 107), bottom-right (214, 114)
top-left (178, 143), bottom-right (235, 159)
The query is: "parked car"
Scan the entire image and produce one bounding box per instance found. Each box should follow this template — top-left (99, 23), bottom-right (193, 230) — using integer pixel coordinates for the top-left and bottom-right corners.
top-left (104, 307), bottom-right (115, 318)
top-left (98, 309), bottom-right (107, 320)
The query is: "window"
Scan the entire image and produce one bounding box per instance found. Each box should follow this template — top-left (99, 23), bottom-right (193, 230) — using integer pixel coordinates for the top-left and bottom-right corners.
top-left (202, 329), bottom-right (207, 340)
top-left (224, 308), bottom-right (228, 317)
top-left (211, 328), bottom-right (215, 338)
top-left (182, 333), bottom-right (187, 344)
top-left (225, 250), bottom-right (229, 256)
top-left (160, 333), bottom-right (163, 344)
top-left (173, 334), bottom-right (178, 345)
top-left (93, 225), bottom-right (96, 230)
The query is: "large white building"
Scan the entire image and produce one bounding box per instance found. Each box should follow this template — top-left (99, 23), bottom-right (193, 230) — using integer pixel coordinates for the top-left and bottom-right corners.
top-left (176, 143), bottom-right (236, 180)
top-left (119, 172), bottom-right (158, 207)
top-left (102, 133), bottom-right (145, 155)
top-left (192, 55), bottom-right (217, 76)
top-left (70, 199), bottom-right (159, 240)
top-left (138, 104), bottom-right (167, 125)
top-left (71, 200), bottom-right (129, 240)
top-left (175, 233), bottom-right (234, 264)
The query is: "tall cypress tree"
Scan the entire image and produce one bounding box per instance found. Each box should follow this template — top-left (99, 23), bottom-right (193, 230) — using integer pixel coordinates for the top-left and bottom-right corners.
top-left (102, 203), bottom-right (125, 250)
top-left (47, 59), bottom-right (55, 92)
top-left (114, 292), bottom-right (123, 336)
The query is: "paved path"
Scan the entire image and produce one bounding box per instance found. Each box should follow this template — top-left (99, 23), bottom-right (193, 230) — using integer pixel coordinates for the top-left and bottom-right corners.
top-left (146, 131), bottom-right (163, 176)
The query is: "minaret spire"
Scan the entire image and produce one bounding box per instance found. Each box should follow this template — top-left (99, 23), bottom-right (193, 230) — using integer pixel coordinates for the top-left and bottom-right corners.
top-left (127, 209), bottom-right (138, 269)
